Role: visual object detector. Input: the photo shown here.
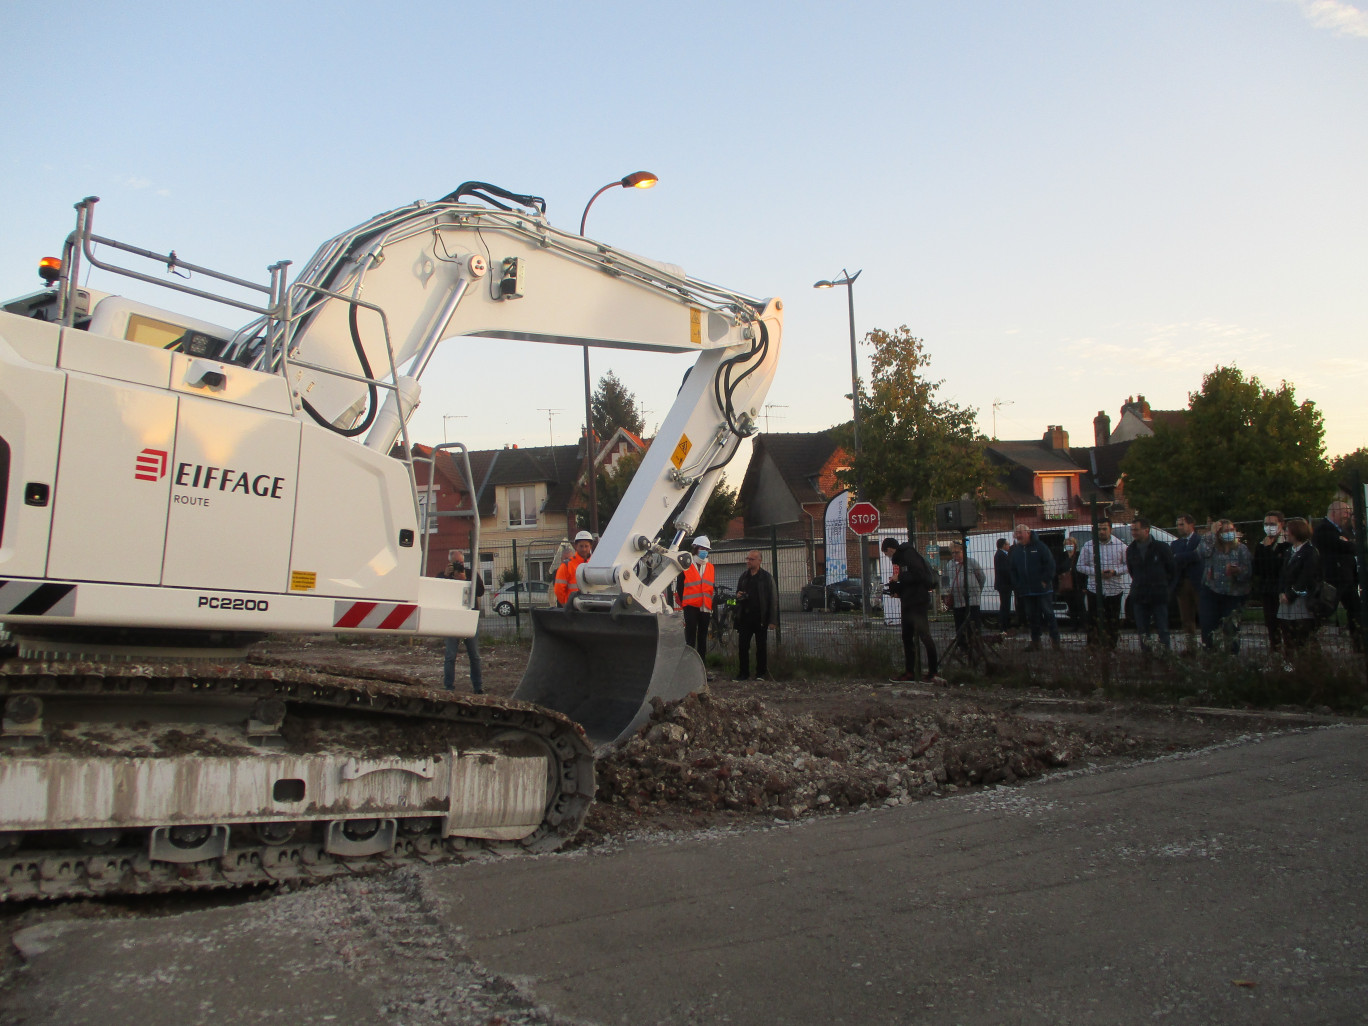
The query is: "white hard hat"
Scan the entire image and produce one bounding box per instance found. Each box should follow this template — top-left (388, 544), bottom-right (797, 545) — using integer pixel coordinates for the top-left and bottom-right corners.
top-left (574, 530), bottom-right (594, 543)
top-left (692, 535), bottom-right (711, 550)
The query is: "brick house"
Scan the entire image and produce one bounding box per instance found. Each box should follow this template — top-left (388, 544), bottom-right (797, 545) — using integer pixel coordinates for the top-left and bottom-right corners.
top-left (407, 444), bottom-right (478, 576)
top-left (459, 429), bottom-right (648, 586)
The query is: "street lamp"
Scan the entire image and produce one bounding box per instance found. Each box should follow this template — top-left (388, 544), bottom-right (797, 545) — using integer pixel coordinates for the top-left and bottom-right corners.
top-left (577, 171), bottom-right (660, 534)
top-left (579, 171), bottom-right (659, 236)
top-left (815, 269), bottom-right (869, 615)
top-left (814, 270), bottom-right (863, 462)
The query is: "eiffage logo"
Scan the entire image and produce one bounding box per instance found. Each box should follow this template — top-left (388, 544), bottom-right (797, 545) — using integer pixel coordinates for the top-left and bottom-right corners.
top-left (135, 448), bottom-right (168, 482)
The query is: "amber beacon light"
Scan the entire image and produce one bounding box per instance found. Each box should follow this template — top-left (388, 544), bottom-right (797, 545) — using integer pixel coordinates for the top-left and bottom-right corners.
top-left (38, 256), bottom-right (62, 286)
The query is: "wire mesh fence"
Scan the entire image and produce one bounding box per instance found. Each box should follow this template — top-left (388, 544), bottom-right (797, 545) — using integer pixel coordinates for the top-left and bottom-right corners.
top-left (442, 489), bottom-right (1366, 706)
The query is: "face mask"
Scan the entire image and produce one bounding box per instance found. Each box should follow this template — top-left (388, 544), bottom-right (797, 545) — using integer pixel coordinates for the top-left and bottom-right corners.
top-left (696, 551), bottom-right (709, 561)
top-left (1264, 525), bottom-right (1279, 537)
top-left (1220, 531), bottom-right (1236, 543)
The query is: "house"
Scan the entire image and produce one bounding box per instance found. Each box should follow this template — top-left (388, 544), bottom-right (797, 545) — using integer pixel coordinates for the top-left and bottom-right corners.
top-left (983, 426), bottom-right (1086, 528)
top-left (735, 431), bottom-right (879, 586)
top-left (737, 431), bottom-right (851, 544)
top-left (1099, 395), bottom-right (1185, 445)
top-left (408, 443), bottom-right (478, 577)
top-left (461, 429), bottom-right (648, 586)
top-left (466, 441), bottom-right (586, 586)
top-left (984, 421), bottom-right (1141, 528)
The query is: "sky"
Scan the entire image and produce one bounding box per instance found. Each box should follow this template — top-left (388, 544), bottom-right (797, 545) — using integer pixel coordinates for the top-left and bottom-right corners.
top-left (3, 0), bottom-right (1364, 475)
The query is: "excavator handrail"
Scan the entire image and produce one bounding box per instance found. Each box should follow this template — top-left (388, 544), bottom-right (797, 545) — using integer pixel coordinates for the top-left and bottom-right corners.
top-left (416, 442), bottom-right (482, 609)
top-left (58, 197), bottom-right (286, 327)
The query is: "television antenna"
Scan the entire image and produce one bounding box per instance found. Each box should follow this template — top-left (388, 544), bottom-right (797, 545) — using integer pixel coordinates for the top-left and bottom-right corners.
top-left (991, 399), bottom-right (1014, 440)
top-left (763, 403), bottom-right (789, 432)
top-left (537, 408), bottom-right (565, 448)
top-left (442, 414), bottom-right (467, 444)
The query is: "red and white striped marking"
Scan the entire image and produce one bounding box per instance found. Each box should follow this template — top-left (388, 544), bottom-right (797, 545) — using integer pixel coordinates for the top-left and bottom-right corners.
top-left (332, 601), bottom-right (418, 630)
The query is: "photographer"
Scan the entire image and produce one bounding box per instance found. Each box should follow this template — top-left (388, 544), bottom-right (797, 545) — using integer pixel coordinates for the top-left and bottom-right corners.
top-left (440, 550), bottom-right (484, 694)
top-left (882, 536), bottom-right (942, 684)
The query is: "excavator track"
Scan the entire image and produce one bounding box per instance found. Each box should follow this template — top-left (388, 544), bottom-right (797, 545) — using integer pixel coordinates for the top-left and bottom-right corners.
top-left (0, 658), bottom-right (596, 902)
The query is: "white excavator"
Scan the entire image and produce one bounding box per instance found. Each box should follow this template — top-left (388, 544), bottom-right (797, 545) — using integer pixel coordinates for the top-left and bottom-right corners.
top-left (0, 182), bottom-right (782, 899)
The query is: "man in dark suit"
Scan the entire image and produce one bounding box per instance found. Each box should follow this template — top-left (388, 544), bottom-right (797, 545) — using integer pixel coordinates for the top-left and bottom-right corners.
top-left (1170, 513), bottom-right (1203, 645)
top-left (993, 537), bottom-right (1015, 633)
top-left (1313, 500), bottom-right (1360, 649)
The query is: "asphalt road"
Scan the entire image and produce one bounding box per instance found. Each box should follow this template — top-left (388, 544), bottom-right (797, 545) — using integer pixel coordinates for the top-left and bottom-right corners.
top-left (6, 726), bottom-right (1366, 1025)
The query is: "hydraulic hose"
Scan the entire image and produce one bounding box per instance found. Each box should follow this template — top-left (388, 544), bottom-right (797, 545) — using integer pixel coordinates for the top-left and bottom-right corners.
top-left (300, 300), bottom-right (379, 437)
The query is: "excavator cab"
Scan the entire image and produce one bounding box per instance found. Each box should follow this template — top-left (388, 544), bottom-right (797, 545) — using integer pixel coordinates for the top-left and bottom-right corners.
top-left (514, 607), bottom-right (705, 749)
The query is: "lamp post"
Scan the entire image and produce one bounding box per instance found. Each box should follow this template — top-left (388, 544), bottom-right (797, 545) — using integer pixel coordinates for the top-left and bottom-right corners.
top-left (815, 269), bottom-right (869, 615)
top-left (814, 270), bottom-right (863, 460)
top-left (577, 171), bottom-right (659, 535)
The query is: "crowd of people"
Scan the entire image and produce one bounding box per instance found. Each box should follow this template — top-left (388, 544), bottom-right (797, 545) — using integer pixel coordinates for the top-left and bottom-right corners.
top-left (983, 500), bottom-right (1362, 659)
top-left (432, 499), bottom-right (1360, 694)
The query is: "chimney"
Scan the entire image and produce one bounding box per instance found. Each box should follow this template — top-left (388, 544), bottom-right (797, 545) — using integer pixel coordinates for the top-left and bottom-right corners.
top-left (1041, 425), bottom-right (1069, 450)
top-left (1138, 395), bottom-right (1152, 421)
top-left (1094, 410), bottom-right (1111, 447)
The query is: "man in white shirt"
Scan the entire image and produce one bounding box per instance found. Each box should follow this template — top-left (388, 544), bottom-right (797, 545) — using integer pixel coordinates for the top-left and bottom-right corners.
top-left (1076, 519), bottom-right (1129, 649)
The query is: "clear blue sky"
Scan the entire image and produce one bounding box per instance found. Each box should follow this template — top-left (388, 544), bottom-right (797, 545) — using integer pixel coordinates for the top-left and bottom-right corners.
top-left (3, 1), bottom-right (1364, 468)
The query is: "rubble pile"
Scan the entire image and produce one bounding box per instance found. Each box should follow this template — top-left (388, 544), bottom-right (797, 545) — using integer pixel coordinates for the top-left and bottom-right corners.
top-left (594, 687), bottom-right (1141, 825)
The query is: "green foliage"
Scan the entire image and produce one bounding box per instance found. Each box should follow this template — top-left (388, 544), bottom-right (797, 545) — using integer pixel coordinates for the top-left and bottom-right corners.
top-left (498, 565), bottom-right (522, 585)
top-left (1332, 447), bottom-right (1368, 487)
top-left (591, 370), bottom-right (644, 442)
top-left (594, 449), bottom-right (738, 542)
top-left (693, 475), bottom-right (740, 541)
top-left (843, 326), bottom-right (989, 521)
top-left (595, 450), bottom-right (643, 527)
top-left (1121, 366), bottom-right (1334, 523)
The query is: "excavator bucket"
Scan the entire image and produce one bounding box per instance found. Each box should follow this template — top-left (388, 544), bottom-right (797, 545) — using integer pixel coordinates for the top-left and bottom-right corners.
top-left (513, 608), bottom-right (706, 749)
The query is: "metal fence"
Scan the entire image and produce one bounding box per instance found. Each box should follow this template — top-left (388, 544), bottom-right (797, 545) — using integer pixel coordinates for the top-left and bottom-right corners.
top-left (453, 492), bottom-right (1366, 697)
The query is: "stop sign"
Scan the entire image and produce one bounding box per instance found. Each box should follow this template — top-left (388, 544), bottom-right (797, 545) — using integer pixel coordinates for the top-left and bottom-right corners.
top-left (847, 502), bottom-right (880, 535)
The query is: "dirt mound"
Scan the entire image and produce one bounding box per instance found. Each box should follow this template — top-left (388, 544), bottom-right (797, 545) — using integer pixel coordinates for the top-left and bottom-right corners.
top-left (589, 686), bottom-right (1143, 833)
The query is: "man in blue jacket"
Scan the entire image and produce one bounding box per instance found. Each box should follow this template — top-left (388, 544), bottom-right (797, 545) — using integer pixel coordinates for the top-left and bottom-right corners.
top-left (1008, 525), bottom-right (1060, 651)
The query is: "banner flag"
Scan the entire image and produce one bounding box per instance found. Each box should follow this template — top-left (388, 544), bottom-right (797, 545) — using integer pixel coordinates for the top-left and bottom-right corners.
top-left (823, 489), bottom-right (850, 584)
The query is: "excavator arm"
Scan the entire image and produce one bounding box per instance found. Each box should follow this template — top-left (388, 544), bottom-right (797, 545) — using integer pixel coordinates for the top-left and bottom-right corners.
top-left (268, 196), bottom-right (782, 615)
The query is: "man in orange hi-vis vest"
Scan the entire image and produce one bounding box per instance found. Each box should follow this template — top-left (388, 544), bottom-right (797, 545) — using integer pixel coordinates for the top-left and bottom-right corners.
top-left (676, 535), bottom-right (715, 659)
top-left (554, 531), bottom-right (595, 605)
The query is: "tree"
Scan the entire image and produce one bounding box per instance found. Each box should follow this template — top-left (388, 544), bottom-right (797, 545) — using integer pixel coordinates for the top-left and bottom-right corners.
top-left (595, 450), bottom-right (643, 527)
top-left (840, 326), bottom-right (989, 523)
top-left (1332, 447), bottom-right (1368, 487)
top-left (692, 475), bottom-right (740, 542)
top-left (591, 371), bottom-right (644, 442)
top-left (594, 450), bottom-right (737, 542)
top-left (1120, 365), bottom-right (1335, 524)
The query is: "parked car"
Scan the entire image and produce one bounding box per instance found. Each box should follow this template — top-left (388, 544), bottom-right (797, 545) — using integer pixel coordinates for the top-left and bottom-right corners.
top-left (493, 580), bottom-right (552, 616)
top-left (800, 575), bottom-right (864, 612)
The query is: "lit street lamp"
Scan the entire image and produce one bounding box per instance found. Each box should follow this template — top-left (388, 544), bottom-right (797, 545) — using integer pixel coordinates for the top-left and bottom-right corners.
top-left (815, 269), bottom-right (870, 615)
top-left (579, 171), bottom-right (659, 236)
top-left (577, 171), bottom-right (659, 534)
top-left (814, 270), bottom-right (863, 462)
